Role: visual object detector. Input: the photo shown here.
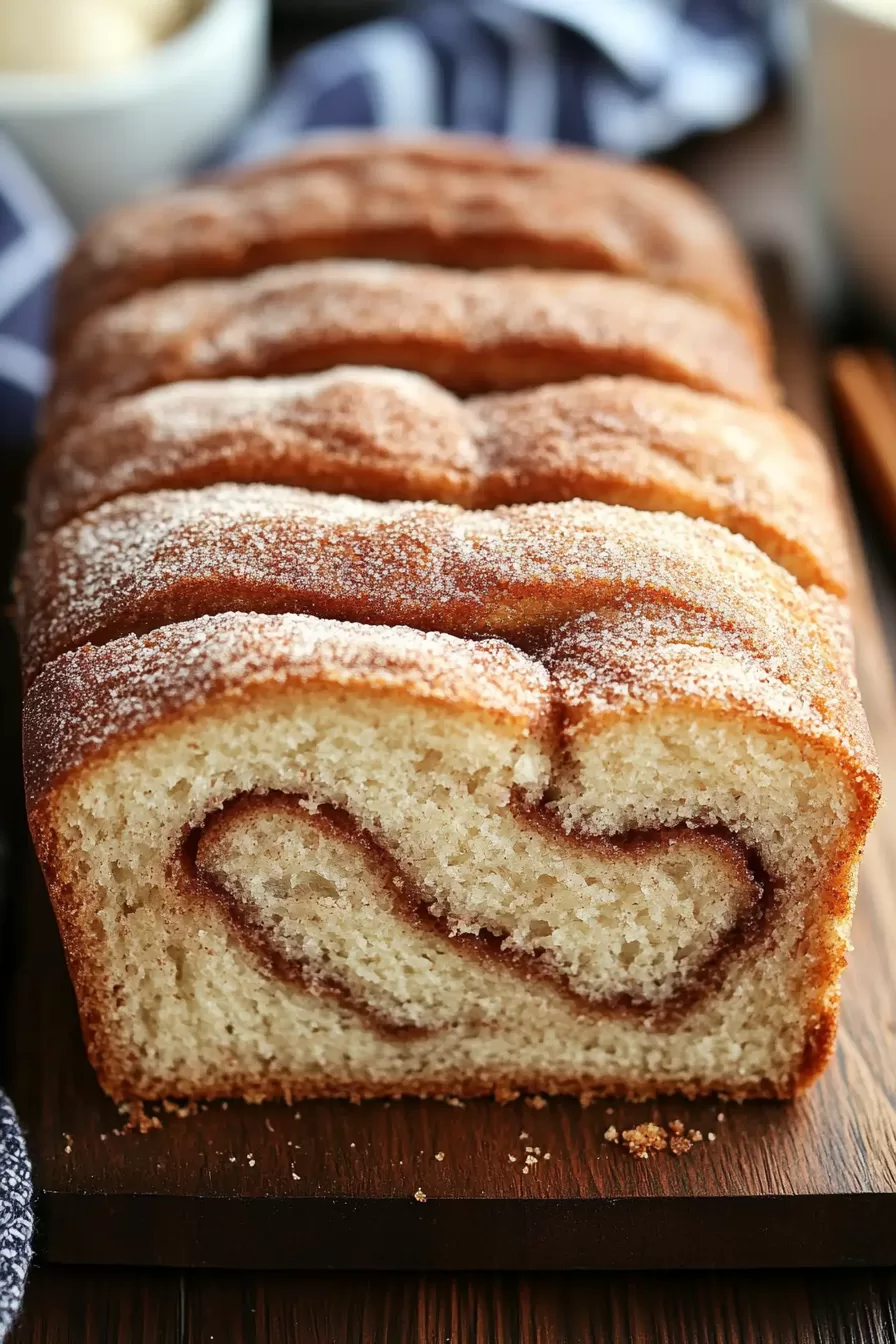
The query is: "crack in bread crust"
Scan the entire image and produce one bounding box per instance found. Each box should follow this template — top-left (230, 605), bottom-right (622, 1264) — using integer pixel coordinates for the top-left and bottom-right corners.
top-left (15, 488), bottom-right (867, 785)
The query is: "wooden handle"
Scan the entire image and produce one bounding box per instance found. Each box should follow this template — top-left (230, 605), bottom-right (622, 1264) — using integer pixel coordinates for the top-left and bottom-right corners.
top-left (829, 349), bottom-right (896, 542)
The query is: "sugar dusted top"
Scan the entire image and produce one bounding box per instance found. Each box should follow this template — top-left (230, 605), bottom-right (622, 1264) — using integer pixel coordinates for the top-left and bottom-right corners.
top-left (44, 260), bottom-right (776, 440)
top-left (30, 370), bottom-right (848, 595)
top-left (56, 134), bottom-right (766, 345)
top-left (16, 486), bottom-right (876, 792)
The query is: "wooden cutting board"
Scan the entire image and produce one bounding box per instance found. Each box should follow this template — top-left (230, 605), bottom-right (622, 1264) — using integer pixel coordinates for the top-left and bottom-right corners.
top-left (6, 260), bottom-right (896, 1271)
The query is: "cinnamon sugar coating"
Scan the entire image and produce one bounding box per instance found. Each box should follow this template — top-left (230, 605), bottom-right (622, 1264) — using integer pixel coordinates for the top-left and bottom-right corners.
top-left (55, 135), bottom-right (767, 347)
top-left (43, 260), bottom-right (775, 441)
top-left (29, 370), bottom-right (848, 595)
top-left (16, 486), bottom-right (876, 788)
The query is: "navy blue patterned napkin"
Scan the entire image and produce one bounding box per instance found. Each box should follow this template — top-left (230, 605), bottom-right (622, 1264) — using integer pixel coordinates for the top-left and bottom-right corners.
top-left (0, 1095), bottom-right (32, 1336)
top-left (0, 136), bottom-right (71, 446)
top-left (227, 0), bottom-right (781, 162)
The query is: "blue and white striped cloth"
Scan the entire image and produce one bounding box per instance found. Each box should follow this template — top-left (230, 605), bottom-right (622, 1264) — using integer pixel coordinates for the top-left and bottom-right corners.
top-left (0, 0), bottom-right (783, 1330)
top-left (0, 136), bottom-right (72, 445)
top-left (0, 0), bottom-right (784, 449)
top-left (228, 0), bottom-right (782, 162)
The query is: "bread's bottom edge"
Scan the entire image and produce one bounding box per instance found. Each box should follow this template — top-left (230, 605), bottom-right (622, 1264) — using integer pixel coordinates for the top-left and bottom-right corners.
top-left (83, 998), bottom-right (837, 1109)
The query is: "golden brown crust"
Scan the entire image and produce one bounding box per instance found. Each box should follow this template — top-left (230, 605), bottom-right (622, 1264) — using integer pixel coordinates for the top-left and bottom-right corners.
top-left (55, 134), bottom-right (767, 348)
top-left (80, 1064), bottom-right (822, 1107)
top-left (19, 491), bottom-right (878, 805)
top-left (79, 1064), bottom-right (830, 1106)
top-left (43, 260), bottom-right (776, 442)
top-left (14, 485), bottom-right (869, 771)
top-left (28, 370), bottom-right (849, 595)
top-left (86, 1058), bottom-right (818, 1106)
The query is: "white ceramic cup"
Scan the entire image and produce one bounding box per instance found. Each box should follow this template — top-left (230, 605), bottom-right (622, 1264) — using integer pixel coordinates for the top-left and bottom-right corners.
top-left (804, 0), bottom-right (896, 321)
top-left (0, 0), bottom-right (267, 224)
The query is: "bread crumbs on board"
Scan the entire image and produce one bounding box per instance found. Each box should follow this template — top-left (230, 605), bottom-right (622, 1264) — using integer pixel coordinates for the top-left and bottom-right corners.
top-left (119, 1101), bottom-right (162, 1134)
top-left (604, 1119), bottom-right (709, 1158)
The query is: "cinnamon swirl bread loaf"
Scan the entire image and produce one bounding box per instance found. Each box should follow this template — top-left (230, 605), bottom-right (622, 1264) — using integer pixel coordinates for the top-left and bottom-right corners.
top-left (20, 135), bottom-right (879, 1104)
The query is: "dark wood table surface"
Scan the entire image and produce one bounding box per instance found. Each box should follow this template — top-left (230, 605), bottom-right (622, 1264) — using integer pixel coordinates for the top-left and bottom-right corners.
top-left (14, 1263), bottom-right (896, 1342)
top-left (7, 74), bottom-right (896, 1342)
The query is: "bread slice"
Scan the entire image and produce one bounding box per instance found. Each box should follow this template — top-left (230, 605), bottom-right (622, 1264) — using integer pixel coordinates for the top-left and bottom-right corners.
top-left (21, 493), bottom-right (879, 1102)
top-left (28, 369), bottom-right (848, 594)
top-left (55, 134), bottom-right (766, 346)
top-left (24, 600), bottom-right (877, 1102)
top-left (16, 486), bottom-right (854, 688)
top-left (43, 260), bottom-right (775, 442)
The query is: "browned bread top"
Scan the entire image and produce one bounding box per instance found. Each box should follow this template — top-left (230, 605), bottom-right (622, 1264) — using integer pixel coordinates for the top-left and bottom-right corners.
top-left (55, 135), bottom-right (767, 347)
top-left (43, 260), bottom-right (776, 442)
top-left (29, 370), bottom-right (848, 595)
top-left (16, 487), bottom-right (876, 797)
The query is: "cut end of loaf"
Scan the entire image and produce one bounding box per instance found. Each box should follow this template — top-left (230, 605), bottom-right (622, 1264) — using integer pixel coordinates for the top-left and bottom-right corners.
top-left (26, 611), bottom-right (877, 1103)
